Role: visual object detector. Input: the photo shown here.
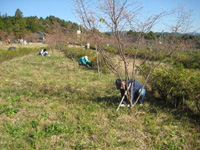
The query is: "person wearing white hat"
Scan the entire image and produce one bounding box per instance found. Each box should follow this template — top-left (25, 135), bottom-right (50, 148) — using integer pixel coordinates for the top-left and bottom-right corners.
top-left (78, 56), bottom-right (92, 67)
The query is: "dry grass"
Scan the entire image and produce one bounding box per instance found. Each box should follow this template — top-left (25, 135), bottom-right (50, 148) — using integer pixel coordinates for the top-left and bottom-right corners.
top-left (0, 49), bottom-right (199, 149)
top-left (0, 42), bottom-right (47, 50)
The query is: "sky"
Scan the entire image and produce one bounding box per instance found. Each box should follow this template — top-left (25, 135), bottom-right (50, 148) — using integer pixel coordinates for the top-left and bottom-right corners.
top-left (0, 0), bottom-right (199, 32)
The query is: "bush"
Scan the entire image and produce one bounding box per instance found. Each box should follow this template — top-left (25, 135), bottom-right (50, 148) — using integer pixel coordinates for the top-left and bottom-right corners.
top-left (173, 52), bottom-right (200, 69)
top-left (102, 45), bottom-right (117, 53)
top-left (62, 47), bottom-right (95, 62)
top-left (147, 64), bottom-right (200, 111)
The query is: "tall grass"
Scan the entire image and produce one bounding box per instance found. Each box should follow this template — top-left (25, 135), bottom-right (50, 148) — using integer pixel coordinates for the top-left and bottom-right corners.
top-left (0, 49), bottom-right (199, 149)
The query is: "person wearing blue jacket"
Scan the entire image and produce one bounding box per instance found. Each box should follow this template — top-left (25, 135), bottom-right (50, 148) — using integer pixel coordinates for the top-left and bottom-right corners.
top-left (78, 56), bottom-right (92, 67)
top-left (115, 78), bottom-right (146, 107)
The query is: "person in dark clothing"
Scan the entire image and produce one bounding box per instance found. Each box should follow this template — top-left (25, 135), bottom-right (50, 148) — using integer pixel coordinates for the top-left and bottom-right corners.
top-left (8, 47), bottom-right (16, 50)
top-left (115, 78), bottom-right (146, 107)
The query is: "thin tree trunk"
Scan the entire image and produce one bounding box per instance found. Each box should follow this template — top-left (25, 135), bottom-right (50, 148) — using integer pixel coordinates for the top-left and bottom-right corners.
top-left (96, 45), bottom-right (100, 78)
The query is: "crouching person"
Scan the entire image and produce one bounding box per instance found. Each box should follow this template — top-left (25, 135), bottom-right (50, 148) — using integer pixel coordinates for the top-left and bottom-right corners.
top-left (78, 56), bottom-right (92, 67)
top-left (39, 49), bottom-right (50, 56)
top-left (115, 78), bottom-right (146, 107)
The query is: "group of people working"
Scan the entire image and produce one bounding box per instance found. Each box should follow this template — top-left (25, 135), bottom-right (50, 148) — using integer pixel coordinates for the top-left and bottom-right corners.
top-left (38, 49), bottom-right (146, 108)
top-left (39, 49), bottom-right (92, 67)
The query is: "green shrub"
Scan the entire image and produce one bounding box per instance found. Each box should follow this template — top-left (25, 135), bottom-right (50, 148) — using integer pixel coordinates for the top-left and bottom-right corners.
top-left (148, 64), bottom-right (200, 111)
top-left (173, 52), bottom-right (200, 69)
top-left (101, 44), bottom-right (200, 69)
top-left (102, 45), bottom-right (117, 53)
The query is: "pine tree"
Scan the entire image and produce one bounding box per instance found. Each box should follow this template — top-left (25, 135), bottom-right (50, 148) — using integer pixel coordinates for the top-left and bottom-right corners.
top-left (15, 8), bottom-right (23, 18)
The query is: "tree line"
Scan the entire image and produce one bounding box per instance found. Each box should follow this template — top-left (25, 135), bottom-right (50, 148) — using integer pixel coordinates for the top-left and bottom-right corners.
top-left (0, 8), bottom-right (79, 40)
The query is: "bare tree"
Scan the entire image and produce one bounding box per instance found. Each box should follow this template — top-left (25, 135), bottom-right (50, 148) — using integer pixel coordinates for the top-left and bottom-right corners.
top-left (74, 0), bottom-right (105, 77)
top-left (46, 23), bottom-right (81, 71)
top-left (73, 0), bottom-right (193, 111)
top-left (45, 23), bottom-right (69, 55)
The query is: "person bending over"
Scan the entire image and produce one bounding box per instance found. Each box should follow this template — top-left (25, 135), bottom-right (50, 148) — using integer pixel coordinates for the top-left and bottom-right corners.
top-left (115, 78), bottom-right (146, 107)
top-left (78, 56), bottom-right (92, 67)
top-left (39, 49), bottom-right (50, 56)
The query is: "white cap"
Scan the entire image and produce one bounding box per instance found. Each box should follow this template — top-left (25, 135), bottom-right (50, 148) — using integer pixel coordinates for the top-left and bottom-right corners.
top-left (85, 56), bottom-right (88, 61)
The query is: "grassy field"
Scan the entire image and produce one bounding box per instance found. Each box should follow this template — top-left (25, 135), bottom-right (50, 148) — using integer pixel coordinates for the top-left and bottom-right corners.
top-left (0, 49), bottom-right (199, 149)
top-left (0, 42), bottom-right (48, 50)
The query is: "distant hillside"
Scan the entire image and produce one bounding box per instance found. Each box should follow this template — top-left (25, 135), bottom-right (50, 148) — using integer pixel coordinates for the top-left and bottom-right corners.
top-left (0, 9), bottom-right (79, 39)
top-left (105, 31), bottom-right (200, 37)
top-left (155, 32), bottom-right (200, 37)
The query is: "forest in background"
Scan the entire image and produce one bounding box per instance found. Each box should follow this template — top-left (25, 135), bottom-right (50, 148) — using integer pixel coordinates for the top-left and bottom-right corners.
top-left (0, 8), bottom-right (79, 40)
top-left (1, 8), bottom-right (200, 47)
top-left (0, 4), bottom-right (200, 149)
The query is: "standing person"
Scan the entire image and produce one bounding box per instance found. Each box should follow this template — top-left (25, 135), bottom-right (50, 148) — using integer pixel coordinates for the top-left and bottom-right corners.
top-left (85, 43), bottom-right (90, 50)
top-left (39, 49), bottom-right (50, 56)
top-left (115, 78), bottom-right (146, 107)
top-left (78, 56), bottom-right (92, 67)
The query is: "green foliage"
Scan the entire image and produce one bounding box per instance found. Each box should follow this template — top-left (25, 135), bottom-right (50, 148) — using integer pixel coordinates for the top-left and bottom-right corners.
top-left (0, 106), bottom-right (19, 116)
top-left (172, 51), bottom-right (200, 69)
top-left (44, 122), bottom-right (69, 136)
top-left (127, 30), bottom-right (138, 36)
top-left (3, 16), bottom-right (15, 33)
top-left (145, 31), bottom-right (156, 40)
top-left (15, 9), bottom-right (23, 18)
top-left (4, 122), bottom-right (25, 138)
top-left (102, 45), bottom-right (117, 53)
top-left (62, 47), bottom-right (94, 60)
top-left (148, 64), bottom-right (200, 110)
top-left (0, 16), bottom-right (6, 30)
top-left (102, 43), bottom-right (200, 69)
top-left (127, 30), bottom-right (157, 40)
top-left (0, 9), bottom-right (79, 37)
top-left (26, 17), bottom-right (40, 32)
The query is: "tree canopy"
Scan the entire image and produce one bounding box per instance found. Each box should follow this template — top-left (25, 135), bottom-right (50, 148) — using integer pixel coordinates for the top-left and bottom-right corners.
top-left (0, 9), bottom-right (79, 39)
top-left (15, 8), bottom-right (23, 18)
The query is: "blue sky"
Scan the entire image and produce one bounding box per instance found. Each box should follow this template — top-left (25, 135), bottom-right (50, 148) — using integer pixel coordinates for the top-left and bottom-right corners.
top-left (0, 0), bottom-right (199, 32)
top-left (0, 0), bottom-right (76, 22)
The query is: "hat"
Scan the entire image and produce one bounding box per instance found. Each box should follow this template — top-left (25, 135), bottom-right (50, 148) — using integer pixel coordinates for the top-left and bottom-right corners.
top-left (115, 78), bottom-right (122, 89)
top-left (85, 56), bottom-right (88, 61)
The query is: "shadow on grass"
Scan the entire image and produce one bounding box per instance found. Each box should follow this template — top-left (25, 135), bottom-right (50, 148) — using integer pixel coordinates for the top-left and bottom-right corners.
top-left (78, 65), bottom-right (99, 72)
top-left (145, 91), bottom-right (200, 127)
top-left (92, 88), bottom-right (199, 127)
top-left (93, 95), bottom-right (121, 109)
